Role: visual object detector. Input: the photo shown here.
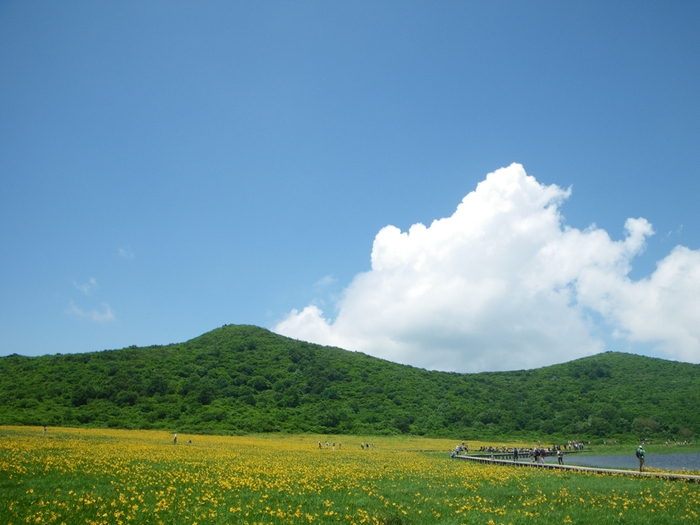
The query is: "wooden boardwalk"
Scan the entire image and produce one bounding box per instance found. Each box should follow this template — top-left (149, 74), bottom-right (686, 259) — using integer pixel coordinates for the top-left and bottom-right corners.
top-left (455, 454), bottom-right (700, 483)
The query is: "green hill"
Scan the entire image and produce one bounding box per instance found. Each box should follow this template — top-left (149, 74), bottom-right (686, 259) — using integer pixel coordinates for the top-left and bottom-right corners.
top-left (1, 324), bottom-right (698, 441)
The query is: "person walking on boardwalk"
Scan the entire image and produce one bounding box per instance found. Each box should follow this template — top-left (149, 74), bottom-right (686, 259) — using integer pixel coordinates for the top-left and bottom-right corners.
top-left (557, 449), bottom-right (563, 465)
top-left (636, 445), bottom-right (645, 472)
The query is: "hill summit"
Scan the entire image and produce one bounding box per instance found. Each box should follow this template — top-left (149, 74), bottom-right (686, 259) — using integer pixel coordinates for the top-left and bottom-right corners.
top-left (1, 324), bottom-right (698, 440)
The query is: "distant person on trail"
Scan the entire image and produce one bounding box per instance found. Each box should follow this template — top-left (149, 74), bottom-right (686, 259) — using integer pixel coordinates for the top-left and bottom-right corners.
top-left (43, 426), bottom-right (47, 437)
top-left (636, 446), bottom-right (645, 472)
top-left (557, 450), bottom-right (563, 465)
top-left (513, 447), bottom-right (519, 462)
top-left (173, 433), bottom-right (177, 445)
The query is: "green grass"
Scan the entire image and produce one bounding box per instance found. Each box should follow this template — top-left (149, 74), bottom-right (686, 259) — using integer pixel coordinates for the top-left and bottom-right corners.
top-left (2, 427), bottom-right (700, 524)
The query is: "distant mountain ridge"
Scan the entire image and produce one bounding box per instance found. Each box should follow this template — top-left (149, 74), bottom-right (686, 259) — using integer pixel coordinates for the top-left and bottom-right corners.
top-left (1, 324), bottom-right (698, 441)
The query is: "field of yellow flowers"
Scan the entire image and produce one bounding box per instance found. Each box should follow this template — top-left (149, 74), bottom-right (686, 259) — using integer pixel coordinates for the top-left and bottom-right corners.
top-left (1, 426), bottom-right (699, 524)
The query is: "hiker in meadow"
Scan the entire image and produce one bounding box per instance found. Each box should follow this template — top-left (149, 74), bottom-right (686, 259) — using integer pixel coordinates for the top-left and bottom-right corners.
top-left (636, 445), bottom-right (645, 472)
top-left (173, 433), bottom-right (177, 445)
top-left (513, 447), bottom-right (519, 462)
top-left (557, 449), bottom-right (563, 465)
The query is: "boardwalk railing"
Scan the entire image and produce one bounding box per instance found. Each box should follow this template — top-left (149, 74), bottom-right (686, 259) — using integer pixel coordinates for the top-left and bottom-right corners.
top-left (465, 450), bottom-right (584, 459)
top-left (454, 454), bottom-right (700, 483)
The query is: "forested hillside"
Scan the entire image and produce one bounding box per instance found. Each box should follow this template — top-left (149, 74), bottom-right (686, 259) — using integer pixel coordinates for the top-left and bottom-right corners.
top-left (1, 325), bottom-right (698, 441)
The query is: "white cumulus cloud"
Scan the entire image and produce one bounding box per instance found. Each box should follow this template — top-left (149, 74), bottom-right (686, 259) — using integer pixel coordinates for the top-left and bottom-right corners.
top-left (274, 163), bottom-right (700, 372)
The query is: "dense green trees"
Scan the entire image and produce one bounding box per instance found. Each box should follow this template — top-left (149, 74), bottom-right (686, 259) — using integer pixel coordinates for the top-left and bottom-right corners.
top-left (1, 324), bottom-right (698, 441)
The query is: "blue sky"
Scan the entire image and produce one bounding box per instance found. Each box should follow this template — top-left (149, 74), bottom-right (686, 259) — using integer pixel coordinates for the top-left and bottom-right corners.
top-left (1, 2), bottom-right (699, 371)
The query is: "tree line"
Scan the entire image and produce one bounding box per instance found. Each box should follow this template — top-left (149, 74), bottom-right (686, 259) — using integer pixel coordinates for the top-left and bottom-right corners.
top-left (1, 324), bottom-right (698, 442)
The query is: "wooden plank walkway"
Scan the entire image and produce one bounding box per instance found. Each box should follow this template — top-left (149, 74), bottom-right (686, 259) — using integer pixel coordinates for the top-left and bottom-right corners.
top-left (455, 454), bottom-right (700, 483)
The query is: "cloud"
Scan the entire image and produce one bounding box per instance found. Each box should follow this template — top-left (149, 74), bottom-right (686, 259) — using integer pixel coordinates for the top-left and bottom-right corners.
top-left (577, 245), bottom-right (700, 363)
top-left (66, 300), bottom-right (115, 323)
top-left (275, 163), bottom-right (700, 372)
top-left (314, 275), bottom-right (337, 287)
top-left (119, 247), bottom-right (135, 259)
top-left (73, 278), bottom-right (97, 296)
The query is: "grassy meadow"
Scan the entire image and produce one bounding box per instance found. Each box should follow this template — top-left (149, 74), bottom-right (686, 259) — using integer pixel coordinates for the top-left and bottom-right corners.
top-left (1, 426), bottom-right (699, 525)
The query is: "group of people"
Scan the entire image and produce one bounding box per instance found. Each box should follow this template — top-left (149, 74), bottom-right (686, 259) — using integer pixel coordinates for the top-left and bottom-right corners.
top-left (454, 439), bottom-right (593, 465)
top-left (450, 442), bottom-right (469, 457)
top-left (523, 447), bottom-right (564, 465)
top-left (456, 442), bottom-right (469, 453)
top-left (316, 441), bottom-right (374, 450)
top-left (666, 440), bottom-right (692, 446)
top-left (454, 440), bottom-right (650, 473)
top-left (318, 441), bottom-right (342, 450)
top-left (565, 441), bottom-right (587, 451)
